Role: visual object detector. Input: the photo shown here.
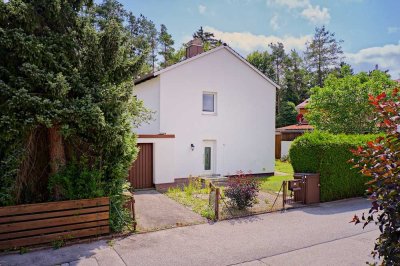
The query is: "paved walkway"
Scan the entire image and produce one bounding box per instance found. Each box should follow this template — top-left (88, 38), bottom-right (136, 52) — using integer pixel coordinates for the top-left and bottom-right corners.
top-left (134, 190), bottom-right (206, 231)
top-left (0, 198), bottom-right (379, 266)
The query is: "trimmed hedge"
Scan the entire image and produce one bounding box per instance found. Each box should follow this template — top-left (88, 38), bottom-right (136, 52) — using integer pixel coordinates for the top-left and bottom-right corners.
top-left (289, 131), bottom-right (380, 202)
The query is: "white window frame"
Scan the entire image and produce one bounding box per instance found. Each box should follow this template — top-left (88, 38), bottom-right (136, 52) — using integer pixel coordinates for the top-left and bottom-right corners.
top-left (202, 92), bottom-right (217, 115)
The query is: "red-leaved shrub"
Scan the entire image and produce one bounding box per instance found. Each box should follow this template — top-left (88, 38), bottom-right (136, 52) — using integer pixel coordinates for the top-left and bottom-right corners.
top-left (225, 171), bottom-right (259, 210)
top-left (351, 88), bottom-right (400, 264)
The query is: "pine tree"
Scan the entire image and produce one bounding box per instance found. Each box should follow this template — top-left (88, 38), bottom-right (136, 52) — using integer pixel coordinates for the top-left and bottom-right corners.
top-left (304, 26), bottom-right (343, 87)
top-left (127, 14), bottom-right (158, 74)
top-left (158, 24), bottom-right (175, 68)
top-left (283, 50), bottom-right (310, 104)
top-left (269, 42), bottom-right (286, 86)
top-left (192, 26), bottom-right (222, 50)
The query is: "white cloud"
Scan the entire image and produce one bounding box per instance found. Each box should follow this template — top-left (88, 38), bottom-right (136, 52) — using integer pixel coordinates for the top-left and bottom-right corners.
top-left (388, 26), bottom-right (400, 34)
top-left (204, 26), bottom-right (311, 55)
top-left (198, 4), bottom-right (207, 15)
top-left (346, 42), bottom-right (400, 78)
top-left (301, 5), bottom-right (330, 24)
top-left (270, 14), bottom-right (280, 31)
top-left (267, 0), bottom-right (330, 25)
top-left (267, 0), bottom-right (309, 9)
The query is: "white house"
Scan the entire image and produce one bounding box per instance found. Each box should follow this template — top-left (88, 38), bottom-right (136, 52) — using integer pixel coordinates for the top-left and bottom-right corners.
top-left (129, 40), bottom-right (278, 190)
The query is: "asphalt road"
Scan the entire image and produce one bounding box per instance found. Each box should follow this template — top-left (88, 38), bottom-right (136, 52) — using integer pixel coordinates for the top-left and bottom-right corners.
top-left (0, 198), bottom-right (378, 266)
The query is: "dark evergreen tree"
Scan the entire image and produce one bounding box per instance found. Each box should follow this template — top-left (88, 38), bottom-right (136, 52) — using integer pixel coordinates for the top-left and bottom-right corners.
top-left (127, 14), bottom-right (158, 74)
top-left (158, 24), bottom-right (175, 68)
top-left (276, 101), bottom-right (298, 128)
top-left (0, 0), bottom-right (150, 231)
top-left (192, 26), bottom-right (222, 50)
top-left (304, 26), bottom-right (343, 87)
top-left (269, 42), bottom-right (286, 86)
top-left (282, 50), bottom-right (310, 104)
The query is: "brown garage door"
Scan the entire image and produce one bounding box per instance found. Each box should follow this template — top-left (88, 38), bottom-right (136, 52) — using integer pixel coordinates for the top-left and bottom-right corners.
top-left (129, 143), bottom-right (154, 189)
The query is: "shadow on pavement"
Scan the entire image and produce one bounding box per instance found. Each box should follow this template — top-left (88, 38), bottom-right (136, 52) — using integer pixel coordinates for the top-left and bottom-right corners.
top-left (0, 240), bottom-right (110, 266)
top-left (295, 197), bottom-right (370, 216)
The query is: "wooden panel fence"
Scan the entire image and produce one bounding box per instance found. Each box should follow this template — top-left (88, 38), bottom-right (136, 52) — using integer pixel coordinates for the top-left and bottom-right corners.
top-left (0, 197), bottom-right (110, 250)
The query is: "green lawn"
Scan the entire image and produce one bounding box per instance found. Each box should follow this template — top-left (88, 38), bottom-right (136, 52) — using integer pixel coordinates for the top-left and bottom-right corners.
top-left (259, 175), bottom-right (293, 192)
top-left (275, 160), bottom-right (294, 175)
top-left (258, 160), bottom-right (294, 193)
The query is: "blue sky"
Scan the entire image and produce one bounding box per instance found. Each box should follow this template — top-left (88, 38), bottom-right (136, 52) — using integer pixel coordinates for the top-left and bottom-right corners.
top-left (119, 0), bottom-right (400, 78)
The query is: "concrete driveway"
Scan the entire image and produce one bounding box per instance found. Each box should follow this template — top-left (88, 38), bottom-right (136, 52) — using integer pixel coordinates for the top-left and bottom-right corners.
top-left (0, 198), bottom-right (379, 266)
top-left (134, 190), bottom-right (206, 231)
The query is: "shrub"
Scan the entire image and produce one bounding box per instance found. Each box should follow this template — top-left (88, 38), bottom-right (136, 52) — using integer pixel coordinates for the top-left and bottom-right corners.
top-left (48, 158), bottom-right (133, 232)
top-left (289, 131), bottom-right (380, 202)
top-left (225, 171), bottom-right (260, 210)
top-left (48, 159), bottom-right (105, 201)
top-left (351, 90), bottom-right (400, 263)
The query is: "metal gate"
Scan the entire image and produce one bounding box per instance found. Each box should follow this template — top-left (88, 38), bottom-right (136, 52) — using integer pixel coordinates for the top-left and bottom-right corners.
top-left (129, 143), bottom-right (154, 189)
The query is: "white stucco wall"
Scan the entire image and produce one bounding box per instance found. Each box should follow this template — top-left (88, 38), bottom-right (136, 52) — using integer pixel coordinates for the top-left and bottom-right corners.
top-left (137, 137), bottom-right (175, 184)
top-left (156, 48), bottom-right (276, 179)
top-left (134, 77), bottom-right (160, 134)
top-left (281, 141), bottom-right (293, 159)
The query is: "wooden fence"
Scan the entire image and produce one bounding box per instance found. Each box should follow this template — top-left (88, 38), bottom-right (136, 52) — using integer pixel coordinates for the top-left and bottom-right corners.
top-left (0, 197), bottom-right (110, 250)
top-left (275, 133), bottom-right (282, 159)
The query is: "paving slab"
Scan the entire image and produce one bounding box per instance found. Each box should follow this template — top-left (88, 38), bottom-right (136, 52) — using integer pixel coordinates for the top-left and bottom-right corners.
top-left (69, 257), bottom-right (99, 266)
top-left (92, 247), bottom-right (126, 266)
top-left (134, 190), bottom-right (207, 231)
top-left (258, 230), bottom-right (380, 266)
top-left (0, 241), bottom-right (109, 266)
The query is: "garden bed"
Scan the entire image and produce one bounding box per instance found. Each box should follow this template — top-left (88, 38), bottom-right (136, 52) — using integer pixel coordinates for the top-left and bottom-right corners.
top-left (166, 161), bottom-right (301, 220)
top-left (165, 178), bottom-right (215, 220)
top-left (218, 190), bottom-right (284, 219)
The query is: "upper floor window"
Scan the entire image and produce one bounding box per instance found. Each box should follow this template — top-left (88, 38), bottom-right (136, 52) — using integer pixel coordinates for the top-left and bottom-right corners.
top-left (202, 92), bottom-right (217, 114)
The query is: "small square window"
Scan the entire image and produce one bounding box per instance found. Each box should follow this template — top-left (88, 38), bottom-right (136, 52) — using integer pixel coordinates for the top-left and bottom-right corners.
top-left (202, 92), bottom-right (216, 113)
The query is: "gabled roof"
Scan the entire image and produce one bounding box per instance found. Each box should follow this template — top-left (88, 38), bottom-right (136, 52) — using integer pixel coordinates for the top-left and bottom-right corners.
top-left (134, 44), bottom-right (280, 89)
top-left (296, 99), bottom-right (309, 111)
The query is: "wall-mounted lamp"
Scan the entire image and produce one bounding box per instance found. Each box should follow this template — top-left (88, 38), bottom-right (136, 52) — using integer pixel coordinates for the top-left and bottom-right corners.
top-left (190, 144), bottom-right (195, 151)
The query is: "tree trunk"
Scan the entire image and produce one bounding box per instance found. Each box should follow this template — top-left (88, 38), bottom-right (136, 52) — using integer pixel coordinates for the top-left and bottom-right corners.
top-left (318, 63), bottom-right (322, 87)
top-left (48, 125), bottom-right (66, 175)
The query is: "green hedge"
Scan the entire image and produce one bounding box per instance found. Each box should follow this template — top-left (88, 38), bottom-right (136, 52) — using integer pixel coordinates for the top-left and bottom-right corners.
top-left (289, 131), bottom-right (380, 202)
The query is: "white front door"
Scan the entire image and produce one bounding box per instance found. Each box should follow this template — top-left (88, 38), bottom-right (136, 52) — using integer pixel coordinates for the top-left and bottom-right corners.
top-left (203, 140), bottom-right (216, 175)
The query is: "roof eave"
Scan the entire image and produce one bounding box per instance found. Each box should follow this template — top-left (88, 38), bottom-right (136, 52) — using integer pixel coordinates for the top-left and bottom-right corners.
top-left (154, 45), bottom-right (280, 89)
top-left (134, 73), bottom-right (158, 85)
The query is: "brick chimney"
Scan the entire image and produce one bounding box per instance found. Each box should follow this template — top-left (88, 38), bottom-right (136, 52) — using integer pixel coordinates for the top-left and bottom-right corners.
top-left (186, 38), bottom-right (204, 59)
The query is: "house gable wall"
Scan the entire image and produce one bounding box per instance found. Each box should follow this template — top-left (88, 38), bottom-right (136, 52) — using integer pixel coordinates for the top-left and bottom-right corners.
top-left (158, 48), bottom-right (276, 178)
top-left (134, 76), bottom-right (160, 134)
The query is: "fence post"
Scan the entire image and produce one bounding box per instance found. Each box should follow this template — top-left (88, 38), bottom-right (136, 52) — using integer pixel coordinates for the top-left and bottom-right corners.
top-left (215, 187), bottom-right (220, 220)
top-left (282, 181), bottom-right (287, 210)
top-left (131, 196), bottom-right (137, 231)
